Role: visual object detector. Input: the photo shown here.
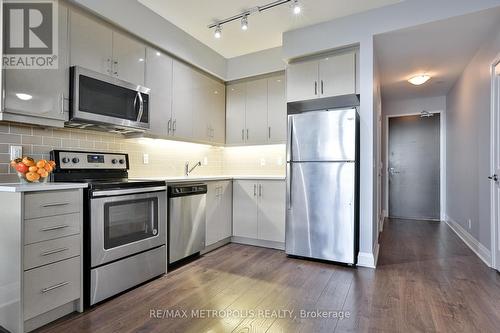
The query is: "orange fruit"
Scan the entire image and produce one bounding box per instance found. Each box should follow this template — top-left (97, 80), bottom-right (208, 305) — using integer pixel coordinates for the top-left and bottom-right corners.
top-left (49, 160), bottom-right (56, 167)
top-left (36, 160), bottom-right (47, 168)
top-left (22, 157), bottom-right (35, 167)
top-left (39, 170), bottom-right (49, 178)
top-left (44, 164), bottom-right (53, 172)
top-left (26, 172), bottom-right (40, 182)
top-left (29, 166), bottom-right (38, 173)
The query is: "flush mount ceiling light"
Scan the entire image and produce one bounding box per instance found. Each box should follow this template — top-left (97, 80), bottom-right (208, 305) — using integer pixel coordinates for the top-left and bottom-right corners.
top-left (209, 0), bottom-right (301, 39)
top-left (241, 15), bottom-right (249, 31)
top-left (408, 74), bottom-right (431, 86)
top-left (16, 93), bottom-right (33, 101)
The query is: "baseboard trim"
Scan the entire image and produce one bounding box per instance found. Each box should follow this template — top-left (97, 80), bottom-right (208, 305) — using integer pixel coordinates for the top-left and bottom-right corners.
top-left (357, 243), bottom-right (379, 269)
top-left (445, 217), bottom-right (491, 267)
top-left (231, 237), bottom-right (285, 250)
top-left (201, 237), bottom-right (231, 255)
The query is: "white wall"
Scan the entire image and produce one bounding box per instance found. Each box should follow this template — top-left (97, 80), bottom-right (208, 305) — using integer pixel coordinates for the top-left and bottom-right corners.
top-left (446, 28), bottom-right (500, 250)
top-left (381, 96), bottom-right (447, 215)
top-left (226, 47), bottom-right (285, 81)
top-left (69, 0), bottom-right (226, 79)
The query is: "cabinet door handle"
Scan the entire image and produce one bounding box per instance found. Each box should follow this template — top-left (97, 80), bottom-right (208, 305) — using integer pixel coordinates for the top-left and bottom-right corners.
top-left (241, 129), bottom-right (244, 141)
top-left (60, 93), bottom-right (64, 114)
top-left (41, 281), bottom-right (69, 294)
top-left (41, 247), bottom-right (69, 256)
top-left (40, 225), bottom-right (68, 232)
top-left (268, 126), bottom-right (271, 139)
top-left (106, 58), bottom-right (112, 74)
top-left (259, 184), bottom-right (262, 197)
top-left (167, 118), bottom-right (172, 135)
top-left (246, 129), bottom-right (249, 140)
top-left (173, 119), bottom-right (177, 133)
top-left (41, 202), bottom-right (69, 208)
top-left (254, 184), bottom-right (257, 197)
top-left (314, 81), bottom-right (318, 95)
top-left (321, 80), bottom-right (324, 95)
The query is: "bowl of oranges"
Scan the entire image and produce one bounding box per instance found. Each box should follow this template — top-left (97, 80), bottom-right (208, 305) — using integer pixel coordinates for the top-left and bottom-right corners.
top-left (10, 157), bottom-right (56, 184)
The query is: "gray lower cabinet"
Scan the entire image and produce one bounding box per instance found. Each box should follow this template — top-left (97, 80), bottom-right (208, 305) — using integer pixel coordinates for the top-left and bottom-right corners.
top-left (0, 189), bottom-right (84, 333)
top-left (232, 180), bottom-right (286, 249)
top-left (205, 181), bottom-right (232, 250)
top-left (1, 1), bottom-right (69, 127)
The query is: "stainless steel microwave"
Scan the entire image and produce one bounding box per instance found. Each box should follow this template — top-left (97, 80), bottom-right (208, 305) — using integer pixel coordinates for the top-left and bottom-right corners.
top-left (69, 66), bottom-right (150, 132)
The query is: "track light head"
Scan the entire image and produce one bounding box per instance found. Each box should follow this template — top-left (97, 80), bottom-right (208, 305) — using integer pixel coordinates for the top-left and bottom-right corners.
top-left (241, 15), bottom-right (248, 31)
top-left (292, 0), bottom-right (301, 14)
top-left (214, 25), bottom-right (222, 39)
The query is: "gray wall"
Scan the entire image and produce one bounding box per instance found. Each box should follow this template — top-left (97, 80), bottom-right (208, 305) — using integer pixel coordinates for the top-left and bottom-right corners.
top-left (381, 96), bottom-right (447, 216)
top-left (446, 28), bottom-right (500, 250)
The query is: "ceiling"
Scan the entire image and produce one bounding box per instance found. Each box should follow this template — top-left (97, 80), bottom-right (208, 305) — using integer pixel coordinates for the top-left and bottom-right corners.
top-left (138, 0), bottom-right (402, 58)
top-left (375, 7), bottom-right (500, 102)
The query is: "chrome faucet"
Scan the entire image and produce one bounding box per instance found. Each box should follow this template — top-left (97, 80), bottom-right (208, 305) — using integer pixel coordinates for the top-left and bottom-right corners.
top-left (185, 161), bottom-right (202, 176)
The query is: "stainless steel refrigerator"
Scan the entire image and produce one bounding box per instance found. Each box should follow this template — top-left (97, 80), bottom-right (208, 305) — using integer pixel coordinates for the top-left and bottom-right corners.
top-left (285, 108), bottom-right (359, 265)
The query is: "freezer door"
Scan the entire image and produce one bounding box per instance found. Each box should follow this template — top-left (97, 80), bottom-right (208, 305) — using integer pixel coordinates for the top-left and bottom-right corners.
top-left (287, 108), bottom-right (356, 162)
top-left (286, 162), bottom-right (355, 264)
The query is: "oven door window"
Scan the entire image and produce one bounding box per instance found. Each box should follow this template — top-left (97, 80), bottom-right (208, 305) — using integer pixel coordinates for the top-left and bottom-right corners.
top-left (103, 198), bottom-right (158, 249)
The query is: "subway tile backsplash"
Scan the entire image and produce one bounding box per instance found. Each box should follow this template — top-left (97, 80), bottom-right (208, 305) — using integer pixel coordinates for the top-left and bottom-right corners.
top-left (0, 122), bottom-right (286, 183)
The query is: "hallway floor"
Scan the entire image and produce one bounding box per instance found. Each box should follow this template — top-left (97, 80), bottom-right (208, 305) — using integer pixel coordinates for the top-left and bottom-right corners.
top-left (38, 219), bottom-right (500, 333)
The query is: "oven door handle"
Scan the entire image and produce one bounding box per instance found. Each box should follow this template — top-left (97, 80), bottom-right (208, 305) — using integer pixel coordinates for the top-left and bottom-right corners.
top-left (91, 186), bottom-right (166, 198)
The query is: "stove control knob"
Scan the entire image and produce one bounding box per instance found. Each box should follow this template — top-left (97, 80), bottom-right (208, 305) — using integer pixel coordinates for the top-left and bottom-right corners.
top-left (119, 159), bottom-right (125, 165)
top-left (62, 157), bottom-right (70, 164)
top-left (111, 159), bottom-right (118, 164)
top-left (72, 157), bottom-right (80, 164)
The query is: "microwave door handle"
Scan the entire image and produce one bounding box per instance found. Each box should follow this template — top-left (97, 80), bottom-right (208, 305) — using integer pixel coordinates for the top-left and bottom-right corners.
top-left (136, 92), bottom-right (144, 122)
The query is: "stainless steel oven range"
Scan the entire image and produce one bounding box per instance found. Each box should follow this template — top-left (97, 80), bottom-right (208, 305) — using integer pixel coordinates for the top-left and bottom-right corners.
top-left (50, 150), bottom-right (166, 307)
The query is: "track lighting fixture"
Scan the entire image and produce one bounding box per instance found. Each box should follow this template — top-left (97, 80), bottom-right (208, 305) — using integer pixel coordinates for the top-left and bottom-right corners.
top-left (292, 0), bottom-right (301, 14)
top-left (209, 0), bottom-right (302, 39)
top-left (241, 15), bottom-right (249, 31)
top-left (214, 25), bottom-right (222, 39)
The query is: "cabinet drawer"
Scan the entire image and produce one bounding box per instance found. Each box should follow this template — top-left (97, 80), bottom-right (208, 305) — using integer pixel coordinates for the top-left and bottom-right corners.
top-left (24, 213), bottom-right (80, 245)
top-left (24, 234), bottom-right (81, 270)
top-left (24, 190), bottom-right (81, 219)
top-left (24, 256), bottom-right (80, 321)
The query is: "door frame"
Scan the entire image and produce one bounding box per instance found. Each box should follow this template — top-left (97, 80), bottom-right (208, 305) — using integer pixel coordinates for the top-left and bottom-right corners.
top-left (489, 54), bottom-right (500, 270)
top-left (384, 110), bottom-right (447, 221)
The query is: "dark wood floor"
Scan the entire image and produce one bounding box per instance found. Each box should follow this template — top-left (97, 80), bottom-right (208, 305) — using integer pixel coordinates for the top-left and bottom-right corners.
top-left (39, 219), bottom-right (500, 333)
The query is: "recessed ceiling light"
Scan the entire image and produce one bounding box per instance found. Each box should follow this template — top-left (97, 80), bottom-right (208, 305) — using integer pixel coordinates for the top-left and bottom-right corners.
top-left (241, 16), bottom-right (248, 31)
top-left (214, 25), bottom-right (222, 39)
top-left (292, 0), bottom-right (301, 14)
top-left (156, 52), bottom-right (161, 56)
top-left (139, 58), bottom-right (144, 62)
top-left (408, 74), bottom-right (431, 86)
top-left (16, 93), bottom-right (33, 101)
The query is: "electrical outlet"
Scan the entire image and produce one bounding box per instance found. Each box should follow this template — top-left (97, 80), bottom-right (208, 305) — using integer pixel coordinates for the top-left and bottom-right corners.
top-left (276, 157), bottom-right (283, 166)
top-left (143, 153), bottom-right (149, 164)
top-left (468, 219), bottom-right (472, 229)
top-left (260, 158), bottom-right (266, 166)
top-left (203, 157), bottom-right (208, 166)
top-left (10, 145), bottom-right (22, 160)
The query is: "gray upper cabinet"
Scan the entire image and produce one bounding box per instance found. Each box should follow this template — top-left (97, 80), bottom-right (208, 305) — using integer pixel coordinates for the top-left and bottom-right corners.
top-left (226, 83), bottom-right (246, 145)
top-left (1, 1), bottom-right (69, 126)
top-left (112, 31), bottom-right (146, 85)
top-left (286, 50), bottom-right (357, 102)
top-left (171, 60), bottom-right (194, 139)
top-left (226, 73), bottom-right (286, 146)
top-left (69, 8), bottom-right (113, 76)
top-left (69, 8), bottom-right (145, 86)
top-left (145, 48), bottom-right (173, 136)
top-left (267, 75), bottom-right (286, 143)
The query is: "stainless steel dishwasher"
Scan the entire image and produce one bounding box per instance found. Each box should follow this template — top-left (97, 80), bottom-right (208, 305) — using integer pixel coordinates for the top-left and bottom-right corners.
top-left (168, 183), bottom-right (207, 264)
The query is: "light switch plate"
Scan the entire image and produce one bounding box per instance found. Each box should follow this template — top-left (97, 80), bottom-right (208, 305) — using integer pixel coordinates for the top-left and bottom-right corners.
top-left (143, 153), bottom-right (149, 164)
top-left (10, 145), bottom-right (22, 160)
top-left (260, 158), bottom-right (266, 166)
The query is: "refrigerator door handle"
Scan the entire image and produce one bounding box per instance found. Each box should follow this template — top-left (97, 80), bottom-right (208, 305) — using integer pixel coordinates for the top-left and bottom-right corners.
top-left (287, 163), bottom-right (292, 210)
top-left (287, 116), bottom-right (293, 162)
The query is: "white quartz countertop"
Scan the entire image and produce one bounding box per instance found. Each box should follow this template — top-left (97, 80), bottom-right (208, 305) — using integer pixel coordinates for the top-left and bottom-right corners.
top-left (0, 182), bottom-right (88, 193)
top-left (132, 175), bottom-right (286, 183)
